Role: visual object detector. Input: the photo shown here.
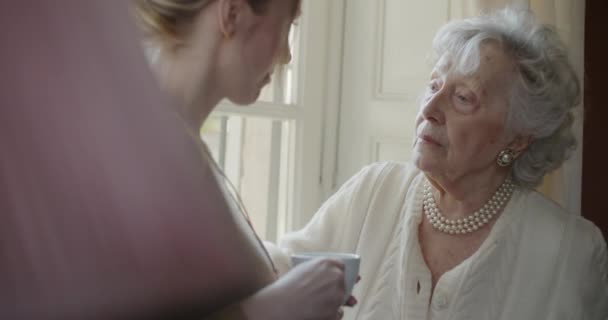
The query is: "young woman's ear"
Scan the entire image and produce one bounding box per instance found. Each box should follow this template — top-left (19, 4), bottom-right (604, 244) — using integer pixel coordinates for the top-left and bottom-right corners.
top-left (217, 0), bottom-right (248, 39)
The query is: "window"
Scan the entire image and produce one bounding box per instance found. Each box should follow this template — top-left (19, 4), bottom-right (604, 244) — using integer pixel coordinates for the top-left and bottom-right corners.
top-left (200, 22), bottom-right (300, 242)
top-left (200, 2), bottom-right (340, 241)
top-left (201, 114), bottom-right (295, 241)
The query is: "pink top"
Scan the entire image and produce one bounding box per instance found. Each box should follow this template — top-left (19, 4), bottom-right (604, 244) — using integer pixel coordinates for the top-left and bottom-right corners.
top-left (0, 2), bottom-right (272, 318)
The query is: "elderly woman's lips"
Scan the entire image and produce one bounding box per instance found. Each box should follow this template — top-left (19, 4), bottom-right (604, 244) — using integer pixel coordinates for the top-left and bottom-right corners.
top-left (419, 135), bottom-right (441, 146)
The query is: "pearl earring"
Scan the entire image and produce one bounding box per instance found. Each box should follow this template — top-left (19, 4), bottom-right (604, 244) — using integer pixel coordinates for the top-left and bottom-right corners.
top-left (497, 149), bottom-right (516, 167)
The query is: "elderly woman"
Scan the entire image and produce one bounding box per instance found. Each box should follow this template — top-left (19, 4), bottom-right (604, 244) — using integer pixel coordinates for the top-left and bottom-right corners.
top-left (270, 8), bottom-right (608, 320)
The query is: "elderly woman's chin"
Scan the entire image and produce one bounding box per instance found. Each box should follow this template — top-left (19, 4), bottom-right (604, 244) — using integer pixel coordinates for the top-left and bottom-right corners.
top-left (412, 139), bottom-right (442, 174)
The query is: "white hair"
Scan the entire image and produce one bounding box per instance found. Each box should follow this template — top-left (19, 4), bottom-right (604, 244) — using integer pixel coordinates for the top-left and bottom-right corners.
top-left (431, 7), bottom-right (580, 188)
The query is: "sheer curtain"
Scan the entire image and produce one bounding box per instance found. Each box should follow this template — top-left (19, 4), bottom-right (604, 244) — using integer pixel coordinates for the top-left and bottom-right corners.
top-left (450, 0), bottom-right (586, 214)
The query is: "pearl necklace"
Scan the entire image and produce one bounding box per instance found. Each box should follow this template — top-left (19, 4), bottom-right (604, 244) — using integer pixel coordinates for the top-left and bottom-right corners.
top-left (423, 179), bottom-right (515, 235)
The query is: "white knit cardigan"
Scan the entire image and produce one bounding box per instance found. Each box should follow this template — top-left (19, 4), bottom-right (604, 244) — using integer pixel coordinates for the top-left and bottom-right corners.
top-left (267, 161), bottom-right (608, 320)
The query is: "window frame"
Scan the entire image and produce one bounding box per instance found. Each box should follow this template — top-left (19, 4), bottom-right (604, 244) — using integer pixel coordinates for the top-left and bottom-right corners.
top-left (204, 1), bottom-right (347, 240)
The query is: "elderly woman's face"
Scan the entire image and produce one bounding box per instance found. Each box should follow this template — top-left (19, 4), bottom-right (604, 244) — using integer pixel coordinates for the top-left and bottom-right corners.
top-left (413, 43), bottom-right (515, 181)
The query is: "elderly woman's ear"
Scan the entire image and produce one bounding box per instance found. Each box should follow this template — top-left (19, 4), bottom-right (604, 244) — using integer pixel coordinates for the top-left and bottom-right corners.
top-left (498, 135), bottom-right (533, 166)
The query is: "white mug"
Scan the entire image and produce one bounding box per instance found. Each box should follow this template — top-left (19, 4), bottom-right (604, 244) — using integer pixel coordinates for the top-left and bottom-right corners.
top-left (291, 252), bottom-right (360, 304)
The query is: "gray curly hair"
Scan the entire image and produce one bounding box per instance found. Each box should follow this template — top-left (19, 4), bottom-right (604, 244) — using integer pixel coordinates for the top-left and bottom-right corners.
top-left (431, 7), bottom-right (580, 188)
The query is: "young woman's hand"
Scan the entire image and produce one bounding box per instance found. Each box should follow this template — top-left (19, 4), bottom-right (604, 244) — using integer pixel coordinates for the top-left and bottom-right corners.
top-left (242, 257), bottom-right (347, 320)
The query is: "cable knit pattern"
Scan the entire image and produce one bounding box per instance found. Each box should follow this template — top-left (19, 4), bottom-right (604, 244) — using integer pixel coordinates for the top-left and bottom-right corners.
top-left (590, 225), bottom-right (608, 285)
top-left (358, 214), bottom-right (403, 320)
top-left (358, 174), bottom-right (424, 320)
top-left (352, 164), bottom-right (422, 320)
top-left (448, 190), bottom-right (525, 320)
top-left (269, 162), bottom-right (608, 320)
top-left (598, 242), bottom-right (608, 285)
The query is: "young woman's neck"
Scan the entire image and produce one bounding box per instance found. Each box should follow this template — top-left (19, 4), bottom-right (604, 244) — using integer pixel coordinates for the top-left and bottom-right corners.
top-left (155, 44), bottom-right (223, 132)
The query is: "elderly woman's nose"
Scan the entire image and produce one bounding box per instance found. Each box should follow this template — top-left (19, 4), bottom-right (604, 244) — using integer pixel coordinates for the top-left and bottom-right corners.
top-left (421, 93), bottom-right (445, 124)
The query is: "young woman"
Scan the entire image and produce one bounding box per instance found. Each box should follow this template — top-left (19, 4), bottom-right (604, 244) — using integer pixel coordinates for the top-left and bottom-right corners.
top-left (133, 0), bottom-right (354, 318)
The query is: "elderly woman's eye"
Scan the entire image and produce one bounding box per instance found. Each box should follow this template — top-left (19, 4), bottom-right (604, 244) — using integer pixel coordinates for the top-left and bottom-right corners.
top-left (454, 89), bottom-right (476, 105)
top-left (456, 95), bottom-right (468, 103)
top-left (452, 91), bottom-right (478, 113)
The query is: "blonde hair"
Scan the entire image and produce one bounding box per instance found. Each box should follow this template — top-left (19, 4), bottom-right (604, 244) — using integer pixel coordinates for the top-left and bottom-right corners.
top-left (132, 0), bottom-right (212, 41)
top-left (132, 0), bottom-right (299, 43)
